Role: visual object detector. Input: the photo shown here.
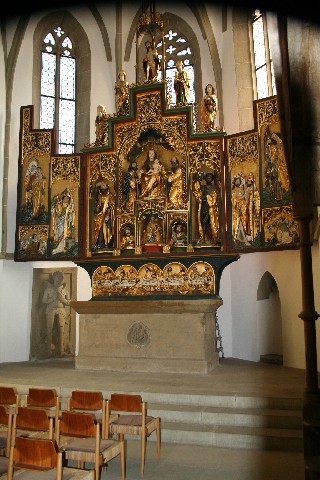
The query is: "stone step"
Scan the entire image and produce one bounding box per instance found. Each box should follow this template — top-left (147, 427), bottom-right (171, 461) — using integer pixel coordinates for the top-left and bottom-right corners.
top-left (142, 392), bottom-right (302, 410)
top-left (148, 403), bottom-right (302, 429)
top-left (142, 397), bottom-right (303, 452)
top-left (159, 421), bottom-right (303, 451)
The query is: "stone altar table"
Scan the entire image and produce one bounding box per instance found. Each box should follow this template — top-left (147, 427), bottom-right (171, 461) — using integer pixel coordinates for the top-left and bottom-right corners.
top-left (70, 298), bottom-right (223, 374)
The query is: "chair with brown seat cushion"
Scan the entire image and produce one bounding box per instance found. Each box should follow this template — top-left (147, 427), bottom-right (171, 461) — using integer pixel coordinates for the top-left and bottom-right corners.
top-left (106, 393), bottom-right (161, 477)
top-left (0, 405), bottom-right (13, 457)
top-left (13, 406), bottom-right (54, 443)
top-left (7, 436), bottom-right (63, 480)
top-left (67, 390), bottom-right (106, 438)
top-left (24, 388), bottom-right (60, 426)
top-left (0, 387), bottom-right (19, 415)
top-left (56, 410), bottom-right (125, 480)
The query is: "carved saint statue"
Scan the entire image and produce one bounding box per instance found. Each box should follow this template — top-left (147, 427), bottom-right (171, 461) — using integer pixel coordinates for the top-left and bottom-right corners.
top-left (115, 70), bottom-right (129, 115)
top-left (138, 149), bottom-right (166, 199)
top-left (201, 83), bottom-right (217, 130)
top-left (141, 215), bottom-right (163, 245)
top-left (143, 40), bottom-right (161, 81)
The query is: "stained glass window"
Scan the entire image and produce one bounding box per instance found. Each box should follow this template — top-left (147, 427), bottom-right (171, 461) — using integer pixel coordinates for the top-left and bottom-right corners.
top-left (157, 29), bottom-right (195, 106)
top-left (40, 26), bottom-right (76, 153)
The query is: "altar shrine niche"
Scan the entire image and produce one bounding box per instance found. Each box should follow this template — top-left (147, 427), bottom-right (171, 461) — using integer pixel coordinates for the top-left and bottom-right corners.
top-left (14, 81), bottom-right (298, 301)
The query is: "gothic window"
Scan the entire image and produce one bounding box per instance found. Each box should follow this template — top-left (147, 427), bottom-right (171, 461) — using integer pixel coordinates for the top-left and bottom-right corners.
top-left (249, 9), bottom-right (276, 100)
top-left (40, 26), bottom-right (76, 154)
top-left (157, 29), bottom-right (195, 106)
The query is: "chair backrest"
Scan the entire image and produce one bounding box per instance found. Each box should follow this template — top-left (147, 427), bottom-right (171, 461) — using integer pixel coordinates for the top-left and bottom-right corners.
top-left (0, 406), bottom-right (9, 427)
top-left (0, 387), bottom-right (19, 412)
top-left (7, 436), bottom-right (62, 480)
top-left (108, 393), bottom-right (144, 413)
top-left (26, 388), bottom-right (58, 408)
top-left (68, 390), bottom-right (104, 411)
top-left (58, 411), bottom-right (97, 438)
top-left (25, 388), bottom-right (60, 424)
top-left (13, 406), bottom-right (54, 441)
top-left (0, 405), bottom-right (13, 456)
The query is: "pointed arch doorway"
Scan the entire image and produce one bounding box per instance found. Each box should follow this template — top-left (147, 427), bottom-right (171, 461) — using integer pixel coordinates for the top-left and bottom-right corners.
top-left (257, 271), bottom-right (283, 364)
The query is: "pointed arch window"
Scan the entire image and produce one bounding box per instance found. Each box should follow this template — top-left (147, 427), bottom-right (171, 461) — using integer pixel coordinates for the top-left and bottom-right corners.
top-left (250, 9), bottom-right (276, 100)
top-left (40, 26), bottom-right (76, 154)
top-left (157, 29), bottom-right (195, 106)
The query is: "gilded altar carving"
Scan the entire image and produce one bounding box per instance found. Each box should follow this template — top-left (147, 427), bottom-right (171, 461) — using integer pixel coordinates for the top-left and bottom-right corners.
top-left (15, 86), bottom-right (297, 278)
top-left (91, 261), bottom-right (215, 297)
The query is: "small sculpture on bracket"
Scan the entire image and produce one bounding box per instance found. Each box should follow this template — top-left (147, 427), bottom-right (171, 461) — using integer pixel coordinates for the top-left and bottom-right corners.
top-left (95, 104), bottom-right (108, 144)
top-left (143, 40), bottom-right (161, 82)
top-left (174, 60), bottom-right (190, 104)
top-left (201, 83), bottom-right (217, 131)
top-left (115, 70), bottom-right (129, 115)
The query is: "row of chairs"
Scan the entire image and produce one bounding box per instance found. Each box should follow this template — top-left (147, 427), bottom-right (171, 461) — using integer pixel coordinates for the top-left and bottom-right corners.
top-left (0, 386), bottom-right (161, 479)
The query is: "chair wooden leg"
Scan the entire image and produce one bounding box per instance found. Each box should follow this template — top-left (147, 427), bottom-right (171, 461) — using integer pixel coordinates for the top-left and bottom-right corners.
top-left (7, 446), bottom-right (13, 480)
top-left (56, 451), bottom-right (63, 480)
top-left (95, 460), bottom-right (100, 480)
top-left (141, 429), bottom-right (146, 477)
top-left (156, 419), bottom-right (161, 461)
top-left (120, 440), bottom-right (126, 480)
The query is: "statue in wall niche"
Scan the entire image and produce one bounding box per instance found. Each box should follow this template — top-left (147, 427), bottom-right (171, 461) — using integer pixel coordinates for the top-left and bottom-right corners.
top-left (42, 270), bottom-right (71, 357)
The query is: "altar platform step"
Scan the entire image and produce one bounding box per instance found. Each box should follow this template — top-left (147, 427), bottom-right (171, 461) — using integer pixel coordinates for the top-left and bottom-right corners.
top-left (0, 357), bottom-right (306, 454)
top-left (146, 399), bottom-right (303, 452)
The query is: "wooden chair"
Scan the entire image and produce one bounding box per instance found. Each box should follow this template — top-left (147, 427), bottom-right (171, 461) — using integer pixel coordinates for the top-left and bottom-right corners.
top-left (0, 405), bottom-right (13, 457)
top-left (57, 410), bottom-right (125, 480)
top-left (12, 406), bottom-right (54, 444)
top-left (23, 388), bottom-right (60, 426)
top-left (0, 387), bottom-right (19, 414)
top-left (7, 437), bottom-right (63, 480)
top-left (106, 393), bottom-right (161, 477)
top-left (67, 390), bottom-right (106, 437)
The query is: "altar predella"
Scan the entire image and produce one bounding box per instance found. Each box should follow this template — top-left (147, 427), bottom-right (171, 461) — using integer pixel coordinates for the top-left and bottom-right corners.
top-left (14, 13), bottom-right (298, 301)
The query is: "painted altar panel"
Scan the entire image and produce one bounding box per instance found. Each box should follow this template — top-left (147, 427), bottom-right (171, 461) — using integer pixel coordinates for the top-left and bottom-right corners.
top-left (14, 88), bottom-right (297, 300)
top-left (226, 96), bottom-right (299, 252)
top-left (15, 106), bottom-right (82, 260)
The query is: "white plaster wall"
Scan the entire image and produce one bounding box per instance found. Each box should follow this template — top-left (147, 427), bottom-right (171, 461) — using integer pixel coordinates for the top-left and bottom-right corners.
top-left (218, 263), bottom-right (233, 357)
top-left (0, 260), bottom-right (33, 362)
top-left (221, 8), bottom-right (241, 135)
top-left (224, 248), bottom-right (320, 370)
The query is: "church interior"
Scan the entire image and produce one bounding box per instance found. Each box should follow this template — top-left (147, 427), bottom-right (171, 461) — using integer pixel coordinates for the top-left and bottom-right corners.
top-left (0, 1), bottom-right (320, 479)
